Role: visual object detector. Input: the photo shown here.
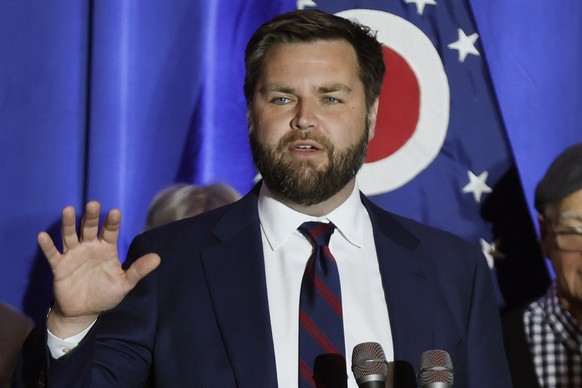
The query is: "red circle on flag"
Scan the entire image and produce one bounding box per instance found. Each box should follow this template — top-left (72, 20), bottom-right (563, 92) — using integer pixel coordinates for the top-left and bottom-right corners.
top-left (337, 9), bottom-right (449, 194)
top-left (366, 46), bottom-right (420, 163)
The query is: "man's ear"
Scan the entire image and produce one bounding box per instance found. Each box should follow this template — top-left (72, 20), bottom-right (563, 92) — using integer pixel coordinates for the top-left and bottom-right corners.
top-left (367, 99), bottom-right (379, 141)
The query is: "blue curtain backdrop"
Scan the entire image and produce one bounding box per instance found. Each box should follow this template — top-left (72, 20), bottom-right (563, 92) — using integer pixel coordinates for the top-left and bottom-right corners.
top-left (471, 1), bottom-right (582, 221)
top-left (0, 0), bottom-right (296, 323)
top-left (1, 0), bottom-right (579, 323)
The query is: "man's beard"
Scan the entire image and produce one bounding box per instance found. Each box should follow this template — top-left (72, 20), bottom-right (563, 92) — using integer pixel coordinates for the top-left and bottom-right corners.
top-left (250, 127), bottom-right (369, 206)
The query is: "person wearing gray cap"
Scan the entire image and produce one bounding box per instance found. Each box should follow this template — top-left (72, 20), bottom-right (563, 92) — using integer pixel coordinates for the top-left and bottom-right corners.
top-left (502, 143), bottom-right (582, 388)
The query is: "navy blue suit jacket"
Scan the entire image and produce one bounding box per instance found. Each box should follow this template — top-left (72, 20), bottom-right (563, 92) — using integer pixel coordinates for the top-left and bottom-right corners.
top-left (16, 187), bottom-right (512, 387)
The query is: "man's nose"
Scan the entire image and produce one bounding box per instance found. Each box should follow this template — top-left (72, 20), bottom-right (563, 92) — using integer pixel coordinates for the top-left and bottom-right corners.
top-left (291, 100), bottom-right (318, 130)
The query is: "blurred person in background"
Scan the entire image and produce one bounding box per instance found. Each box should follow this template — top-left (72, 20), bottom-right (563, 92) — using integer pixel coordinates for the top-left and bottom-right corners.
top-left (145, 183), bottom-right (241, 230)
top-left (0, 303), bottom-right (33, 388)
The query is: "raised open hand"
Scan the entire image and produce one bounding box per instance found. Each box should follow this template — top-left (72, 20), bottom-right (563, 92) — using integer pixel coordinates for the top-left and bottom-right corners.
top-left (39, 201), bottom-right (160, 337)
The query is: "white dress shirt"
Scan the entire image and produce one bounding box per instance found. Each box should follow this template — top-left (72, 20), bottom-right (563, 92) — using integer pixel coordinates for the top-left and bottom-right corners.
top-left (259, 183), bottom-right (393, 388)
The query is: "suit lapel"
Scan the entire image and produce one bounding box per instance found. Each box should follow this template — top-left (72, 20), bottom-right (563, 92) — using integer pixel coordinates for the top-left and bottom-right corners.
top-left (201, 192), bottom-right (278, 386)
top-left (363, 196), bottom-right (437, 366)
top-left (198, 190), bottom-right (438, 385)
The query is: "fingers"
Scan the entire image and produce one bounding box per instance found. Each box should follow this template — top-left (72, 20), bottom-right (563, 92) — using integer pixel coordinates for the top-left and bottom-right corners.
top-left (38, 231), bottom-right (61, 267)
top-left (125, 253), bottom-right (161, 288)
top-left (61, 206), bottom-right (78, 252)
top-left (100, 208), bottom-right (122, 245)
top-left (48, 200), bottom-right (122, 260)
top-left (79, 201), bottom-right (101, 241)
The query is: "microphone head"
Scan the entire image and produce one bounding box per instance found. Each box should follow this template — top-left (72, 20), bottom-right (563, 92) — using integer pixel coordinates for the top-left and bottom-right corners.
top-left (351, 342), bottom-right (388, 382)
top-left (418, 349), bottom-right (454, 386)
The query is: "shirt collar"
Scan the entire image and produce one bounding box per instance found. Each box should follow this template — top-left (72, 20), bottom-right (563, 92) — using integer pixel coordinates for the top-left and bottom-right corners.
top-left (258, 182), bottom-right (367, 251)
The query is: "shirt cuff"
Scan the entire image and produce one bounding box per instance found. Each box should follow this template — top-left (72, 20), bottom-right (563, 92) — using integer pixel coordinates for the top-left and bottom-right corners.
top-left (47, 320), bottom-right (97, 359)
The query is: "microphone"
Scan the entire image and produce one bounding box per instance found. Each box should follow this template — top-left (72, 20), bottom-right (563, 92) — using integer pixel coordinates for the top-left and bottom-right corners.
top-left (418, 349), bottom-right (454, 388)
top-left (351, 342), bottom-right (388, 388)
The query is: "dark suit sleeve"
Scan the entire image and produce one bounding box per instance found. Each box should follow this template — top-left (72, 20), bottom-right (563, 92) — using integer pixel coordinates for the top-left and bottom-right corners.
top-left (12, 233), bottom-right (158, 388)
top-left (12, 323), bottom-right (51, 388)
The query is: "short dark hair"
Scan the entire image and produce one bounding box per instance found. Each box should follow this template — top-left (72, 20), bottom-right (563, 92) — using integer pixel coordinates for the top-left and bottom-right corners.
top-left (243, 9), bottom-right (385, 112)
top-left (534, 143), bottom-right (582, 215)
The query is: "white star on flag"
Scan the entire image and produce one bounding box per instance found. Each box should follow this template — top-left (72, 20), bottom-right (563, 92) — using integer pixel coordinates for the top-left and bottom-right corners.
top-left (480, 238), bottom-right (496, 269)
top-left (404, 0), bottom-right (437, 15)
top-left (297, 0), bottom-right (317, 10)
top-left (447, 28), bottom-right (480, 62)
top-left (462, 170), bottom-right (492, 203)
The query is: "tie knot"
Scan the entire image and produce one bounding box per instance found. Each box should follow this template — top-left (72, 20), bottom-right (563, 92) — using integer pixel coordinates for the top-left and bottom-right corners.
top-left (298, 221), bottom-right (336, 247)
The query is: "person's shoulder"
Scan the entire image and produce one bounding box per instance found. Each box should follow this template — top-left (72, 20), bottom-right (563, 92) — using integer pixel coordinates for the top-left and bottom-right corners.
top-left (501, 304), bottom-right (527, 326)
top-left (0, 303), bottom-right (34, 334)
top-left (502, 291), bottom-right (546, 325)
top-left (362, 194), bottom-right (474, 249)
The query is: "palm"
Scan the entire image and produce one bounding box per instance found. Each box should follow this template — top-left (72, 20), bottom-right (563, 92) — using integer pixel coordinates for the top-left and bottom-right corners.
top-left (39, 201), bottom-right (160, 319)
top-left (51, 230), bottom-right (128, 317)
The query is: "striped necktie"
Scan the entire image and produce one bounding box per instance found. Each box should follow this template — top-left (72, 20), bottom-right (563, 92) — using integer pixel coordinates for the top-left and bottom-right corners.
top-left (298, 221), bottom-right (347, 388)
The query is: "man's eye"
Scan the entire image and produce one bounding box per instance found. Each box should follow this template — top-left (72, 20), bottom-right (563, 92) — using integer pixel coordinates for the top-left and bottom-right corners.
top-left (271, 97), bottom-right (290, 105)
top-left (323, 96), bottom-right (341, 104)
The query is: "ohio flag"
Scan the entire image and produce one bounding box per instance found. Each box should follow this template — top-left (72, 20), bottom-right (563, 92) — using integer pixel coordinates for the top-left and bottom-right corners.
top-left (303, 0), bottom-right (550, 309)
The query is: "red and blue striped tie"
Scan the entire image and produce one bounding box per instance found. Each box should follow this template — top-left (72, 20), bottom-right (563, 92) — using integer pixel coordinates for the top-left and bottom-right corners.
top-left (298, 221), bottom-right (347, 387)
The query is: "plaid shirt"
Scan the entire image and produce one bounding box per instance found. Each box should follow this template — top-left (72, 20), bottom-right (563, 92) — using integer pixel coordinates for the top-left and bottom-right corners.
top-left (524, 282), bottom-right (582, 388)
